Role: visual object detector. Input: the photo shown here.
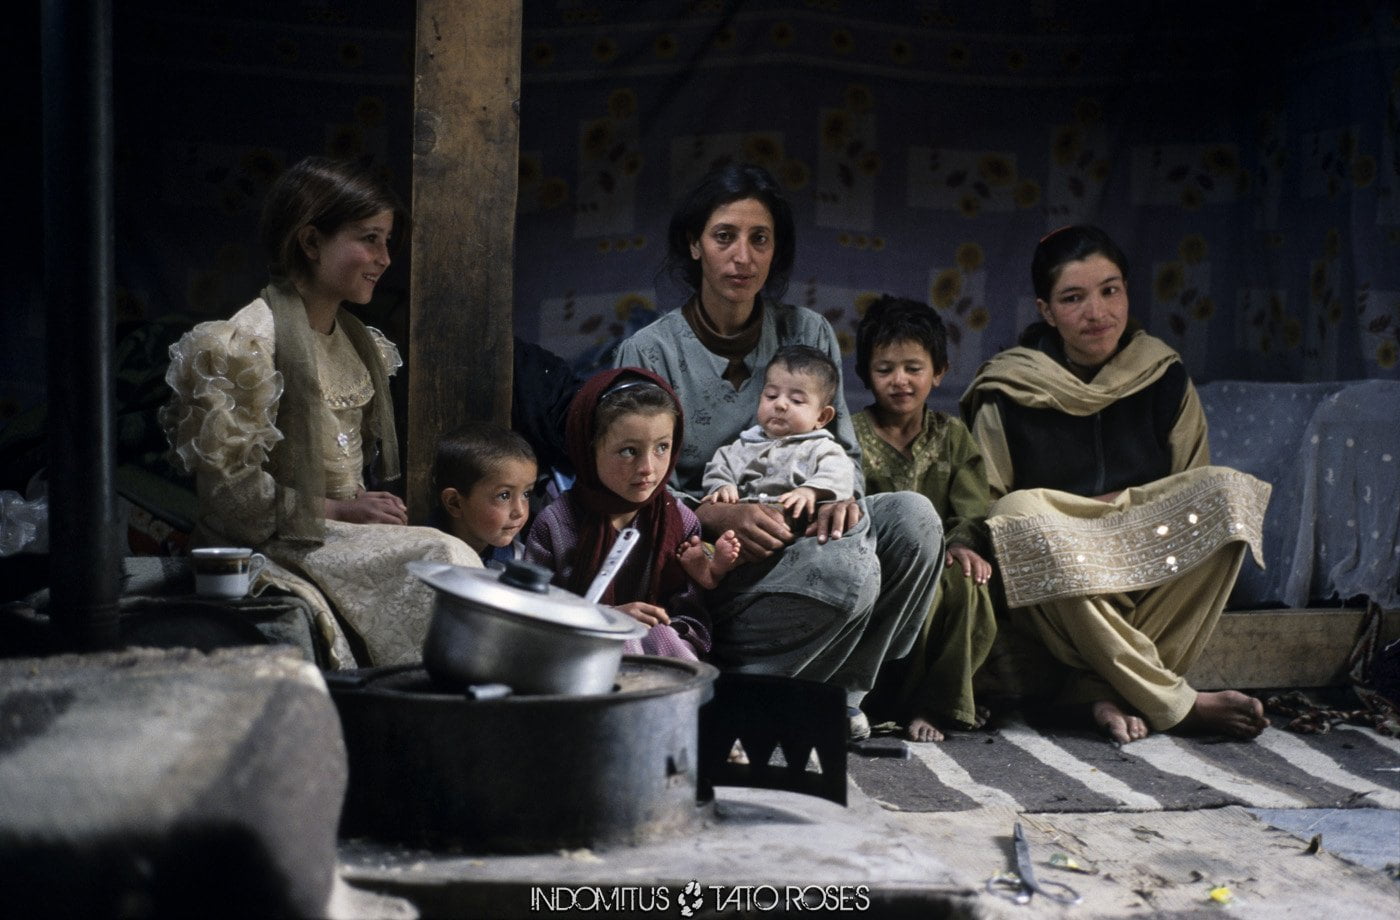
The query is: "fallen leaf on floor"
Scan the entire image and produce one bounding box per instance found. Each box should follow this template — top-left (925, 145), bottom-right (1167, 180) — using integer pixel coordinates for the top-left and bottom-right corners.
top-left (1049, 852), bottom-right (1096, 874)
top-left (1208, 886), bottom-right (1233, 905)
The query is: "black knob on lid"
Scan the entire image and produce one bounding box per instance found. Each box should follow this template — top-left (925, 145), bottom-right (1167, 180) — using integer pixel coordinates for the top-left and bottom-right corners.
top-left (497, 559), bottom-right (553, 594)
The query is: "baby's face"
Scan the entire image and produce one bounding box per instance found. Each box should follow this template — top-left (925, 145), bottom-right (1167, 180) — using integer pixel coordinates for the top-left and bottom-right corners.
top-left (757, 365), bottom-right (832, 438)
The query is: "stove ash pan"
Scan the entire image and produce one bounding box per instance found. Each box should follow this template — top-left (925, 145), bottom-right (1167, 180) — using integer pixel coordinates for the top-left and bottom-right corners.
top-left (329, 656), bottom-right (719, 853)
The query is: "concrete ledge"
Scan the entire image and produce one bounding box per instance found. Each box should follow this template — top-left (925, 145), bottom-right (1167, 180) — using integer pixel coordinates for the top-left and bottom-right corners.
top-left (0, 646), bottom-right (347, 918)
top-left (1187, 607), bottom-right (1400, 689)
top-left (341, 786), bottom-right (978, 920)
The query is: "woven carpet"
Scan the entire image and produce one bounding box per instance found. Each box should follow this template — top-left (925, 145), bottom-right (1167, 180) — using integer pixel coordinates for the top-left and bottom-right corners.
top-left (847, 713), bottom-right (1400, 813)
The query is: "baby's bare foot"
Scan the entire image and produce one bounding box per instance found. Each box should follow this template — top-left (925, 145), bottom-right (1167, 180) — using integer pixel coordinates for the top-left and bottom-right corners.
top-left (676, 535), bottom-right (718, 589)
top-left (1092, 700), bottom-right (1149, 745)
top-left (676, 532), bottom-right (741, 589)
top-left (1178, 690), bottom-right (1268, 739)
top-left (709, 529), bottom-right (741, 582)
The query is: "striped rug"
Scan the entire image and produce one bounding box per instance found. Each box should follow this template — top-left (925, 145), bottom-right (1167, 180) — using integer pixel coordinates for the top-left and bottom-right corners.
top-left (847, 716), bottom-right (1400, 813)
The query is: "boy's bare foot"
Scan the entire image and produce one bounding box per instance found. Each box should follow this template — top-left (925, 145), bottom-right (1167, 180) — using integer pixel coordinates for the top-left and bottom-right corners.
top-left (905, 716), bottom-right (945, 743)
top-left (1176, 690), bottom-right (1268, 739)
top-left (1092, 700), bottom-right (1149, 745)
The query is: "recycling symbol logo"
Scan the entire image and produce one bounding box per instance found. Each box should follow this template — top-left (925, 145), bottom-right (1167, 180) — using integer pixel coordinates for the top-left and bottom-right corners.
top-left (677, 879), bottom-right (704, 917)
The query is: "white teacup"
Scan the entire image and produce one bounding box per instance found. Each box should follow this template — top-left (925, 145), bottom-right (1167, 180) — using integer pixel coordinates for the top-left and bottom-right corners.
top-left (191, 547), bottom-right (267, 599)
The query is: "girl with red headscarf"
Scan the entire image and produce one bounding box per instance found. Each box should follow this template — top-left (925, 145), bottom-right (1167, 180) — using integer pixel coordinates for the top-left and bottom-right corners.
top-left (524, 367), bottom-right (738, 659)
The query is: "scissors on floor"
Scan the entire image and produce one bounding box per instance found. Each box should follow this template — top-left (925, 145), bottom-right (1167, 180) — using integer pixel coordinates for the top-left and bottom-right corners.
top-left (986, 821), bottom-right (1083, 906)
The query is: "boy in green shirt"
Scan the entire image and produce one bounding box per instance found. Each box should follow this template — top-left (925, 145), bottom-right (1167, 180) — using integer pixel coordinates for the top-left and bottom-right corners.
top-left (853, 295), bottom-right (998, 741)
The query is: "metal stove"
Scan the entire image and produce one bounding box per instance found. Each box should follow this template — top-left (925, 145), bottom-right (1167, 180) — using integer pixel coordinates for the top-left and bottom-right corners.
top-left (328, 658), bottom-right (846, 854)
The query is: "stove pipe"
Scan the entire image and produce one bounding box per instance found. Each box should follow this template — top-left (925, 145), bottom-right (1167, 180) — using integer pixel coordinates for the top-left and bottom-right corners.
top-left (41, 0), bottom-right (121, 650)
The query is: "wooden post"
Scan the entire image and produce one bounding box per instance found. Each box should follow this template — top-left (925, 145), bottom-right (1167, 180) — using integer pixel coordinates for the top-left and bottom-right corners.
top-left (407, 0), bottom-right (521, 522)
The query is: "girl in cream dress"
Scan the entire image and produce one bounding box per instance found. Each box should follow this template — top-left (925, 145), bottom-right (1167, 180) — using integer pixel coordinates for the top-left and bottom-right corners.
top-left (162, 157), bottom-right (478, 668)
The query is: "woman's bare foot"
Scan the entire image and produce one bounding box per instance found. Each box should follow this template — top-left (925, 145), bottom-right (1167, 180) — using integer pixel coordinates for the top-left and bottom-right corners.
top-left (1177, 690), bottom-right (1268, 739)
top-left (905, 716), bottom-right (945, 743)
top-left (676, 531), bottom-right (741, 589)
top-left (1092, 700), bottom-right (1149, 745)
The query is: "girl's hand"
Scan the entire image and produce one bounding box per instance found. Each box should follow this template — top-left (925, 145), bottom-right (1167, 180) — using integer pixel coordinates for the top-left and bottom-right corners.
top-left (945, 544), bottom-right (992, 585)
top-left (695, 500), bottom-right (792, 562)
top-left (613, 601), bottom-right (670, 627)
top-left (326, 488), bottom-right (408, 525)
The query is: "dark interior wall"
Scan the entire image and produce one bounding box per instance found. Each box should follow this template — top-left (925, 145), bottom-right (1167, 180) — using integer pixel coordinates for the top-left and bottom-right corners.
top-left (510, 1), bottom-right (1400, 408)
top-left (8, 1), bottom-right (1398, 448)
top-left (106, 2), bottom-right (416, 333)
top-left (9, 1), bottom-right (46, 423)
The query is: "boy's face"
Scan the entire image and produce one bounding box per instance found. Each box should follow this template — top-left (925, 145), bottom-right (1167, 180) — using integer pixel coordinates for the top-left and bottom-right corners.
top-left (442, 457), bottom-right (537, 554)
top-left (757, 365), bottom-right (836, 439)
top-left (869, 339), bottom-right (944, 418)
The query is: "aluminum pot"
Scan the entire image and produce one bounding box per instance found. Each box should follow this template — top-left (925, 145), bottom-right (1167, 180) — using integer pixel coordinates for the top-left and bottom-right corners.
top-left (410, 559), bottom-right (648, 695)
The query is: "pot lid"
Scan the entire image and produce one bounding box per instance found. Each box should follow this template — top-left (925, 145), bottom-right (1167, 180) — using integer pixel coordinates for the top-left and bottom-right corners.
top-left (408, 560), bottom-right (648, 638)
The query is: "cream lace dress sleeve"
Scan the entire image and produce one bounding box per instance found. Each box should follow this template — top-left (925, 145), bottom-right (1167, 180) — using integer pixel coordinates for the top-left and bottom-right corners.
top-left (161, 300), bottom-right (287, 546)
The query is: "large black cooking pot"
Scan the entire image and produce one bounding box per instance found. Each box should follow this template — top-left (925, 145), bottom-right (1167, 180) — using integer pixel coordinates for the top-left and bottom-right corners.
top-left (331, 657), bottom-right (718, 852)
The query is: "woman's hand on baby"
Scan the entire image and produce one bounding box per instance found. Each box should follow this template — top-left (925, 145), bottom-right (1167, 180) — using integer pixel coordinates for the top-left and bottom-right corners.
top-left (805, 497), bottom-right (861, 544)
top-left (695, 500), bottom-right (792, 563)
top-left (945, 544), bottom-right (992, 585)
top-left (614, 601), bottom-right (670, 628)
top-left (326, 488), bottom-right (408, 525)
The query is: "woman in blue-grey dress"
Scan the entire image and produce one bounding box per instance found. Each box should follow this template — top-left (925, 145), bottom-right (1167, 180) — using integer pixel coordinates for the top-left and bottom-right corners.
top-left (614, 163), bottom-right (943, 740)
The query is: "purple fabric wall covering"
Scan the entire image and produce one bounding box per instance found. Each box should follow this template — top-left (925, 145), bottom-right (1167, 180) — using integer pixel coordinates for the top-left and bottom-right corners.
top-left (5, 1), bottom-right (1397, 425)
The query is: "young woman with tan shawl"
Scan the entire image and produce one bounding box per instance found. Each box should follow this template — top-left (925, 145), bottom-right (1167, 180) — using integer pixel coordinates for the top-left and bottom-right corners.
top-left (161, 156), bottom-right (478, 668)
top-left (961, 225), bottom-right (1272, 745)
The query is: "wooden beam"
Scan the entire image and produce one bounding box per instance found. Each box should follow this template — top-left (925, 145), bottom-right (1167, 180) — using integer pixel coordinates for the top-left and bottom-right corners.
top-left (407, 0), bottom-right (521, 522)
